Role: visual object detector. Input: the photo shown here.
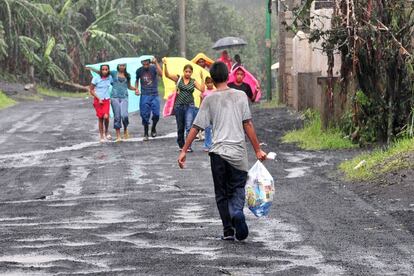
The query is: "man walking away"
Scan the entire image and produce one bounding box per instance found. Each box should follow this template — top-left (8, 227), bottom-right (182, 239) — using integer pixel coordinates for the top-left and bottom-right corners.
top-left (136, 58), bottom-right (163, 141)
top-left (178, 62), bottom-right (267, 241)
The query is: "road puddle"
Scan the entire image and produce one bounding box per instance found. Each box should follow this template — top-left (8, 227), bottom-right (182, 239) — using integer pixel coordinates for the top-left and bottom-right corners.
top-left (127, 162), bottom-right (152, 186)
top-left (172, 202), bottom-right (221, 225)
top-left (0, 132), bottom-right (178, 165)
top-left (48, 167), bottom-right (90, 199)
top-left (87, 209), bottom-right (140, 224)
top-left (285, 166), bottom-right (311, 178)
top-left (282, 152), bottom-right (317, 163)
top-left (102, 230), bottom-right (220, 259)
top-left (0, 217), bottom-right (37, 222)
top-left (0, 252), bottom-right (108, 271)
top-left (250, 215), bottom-right (344, 274)
top-left (0, 253), bottom-right (72, 264)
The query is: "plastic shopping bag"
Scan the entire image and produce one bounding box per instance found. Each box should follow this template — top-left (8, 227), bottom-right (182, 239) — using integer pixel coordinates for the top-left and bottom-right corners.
top-left (245, 160), bottom-right (275, 217)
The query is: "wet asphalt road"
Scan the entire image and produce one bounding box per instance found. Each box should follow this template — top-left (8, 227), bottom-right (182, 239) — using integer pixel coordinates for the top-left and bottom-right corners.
top-left (0, 97), bottom-right (413, 276)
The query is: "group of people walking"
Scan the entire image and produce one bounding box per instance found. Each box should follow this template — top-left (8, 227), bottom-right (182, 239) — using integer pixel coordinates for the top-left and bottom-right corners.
top-left (86, 58), bottom-right (162, 143)
top-left (88, 52), bottom-right (266, 241)
top-left (87, 52), bottom-right (254, 148)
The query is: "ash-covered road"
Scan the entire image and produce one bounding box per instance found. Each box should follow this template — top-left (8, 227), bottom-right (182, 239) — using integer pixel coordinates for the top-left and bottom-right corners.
top-left (0, 97), bottom-right (413, 275)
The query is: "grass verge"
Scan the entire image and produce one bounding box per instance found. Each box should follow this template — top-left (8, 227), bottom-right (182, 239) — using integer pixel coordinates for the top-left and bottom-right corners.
top-left (282, 111), bottom-right (356, 150)
top-left (16, 94), bottom-right (43, 101)
top-left (37, 86), bottom-right (88, 98)
top-left (340, 138), bottom-right (414, 181)
top-left (257, 98), bottom-right (282, 109)
top-left (0, 91), bottom-right (17, 109)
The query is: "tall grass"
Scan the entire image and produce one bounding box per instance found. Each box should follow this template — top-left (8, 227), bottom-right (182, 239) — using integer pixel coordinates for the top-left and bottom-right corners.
top-left (340, 138), bottom-right (414, 180)
top-left (282, 110), bottom-right (356, 150)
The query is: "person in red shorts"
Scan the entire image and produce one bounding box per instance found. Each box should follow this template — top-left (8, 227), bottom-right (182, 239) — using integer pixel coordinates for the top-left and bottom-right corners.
top-left (89, 64), bottom-right (113, 143)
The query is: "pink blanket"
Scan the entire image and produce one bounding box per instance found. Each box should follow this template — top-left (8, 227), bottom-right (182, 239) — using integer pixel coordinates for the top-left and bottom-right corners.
top-left (228, 67), bottom-right (261, 102)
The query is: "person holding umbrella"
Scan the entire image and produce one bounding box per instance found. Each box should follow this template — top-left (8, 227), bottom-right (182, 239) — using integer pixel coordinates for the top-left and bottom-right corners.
top-left (213, 37), bottom-right (247, 72)
top-left (217, 50), bottom-right (233, 72)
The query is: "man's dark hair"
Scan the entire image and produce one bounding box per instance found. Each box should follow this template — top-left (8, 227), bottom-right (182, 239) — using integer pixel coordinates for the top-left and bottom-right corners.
top-left (234, 54), bottom-right (241, 63)
top-left (210, 62), bottom-right (228, 83)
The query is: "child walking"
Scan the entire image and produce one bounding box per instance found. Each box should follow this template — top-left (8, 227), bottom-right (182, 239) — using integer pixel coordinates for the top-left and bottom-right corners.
top-left (89, 64), bottom-right (112, 143)
top-left (110, 63), bottom-right (136, 142)
top-left (202, 76), bottom-right (215, 152)
top-left (86, 63), bottom-right (135, 142)
top-left (178, 62), bottom-right (267, 241)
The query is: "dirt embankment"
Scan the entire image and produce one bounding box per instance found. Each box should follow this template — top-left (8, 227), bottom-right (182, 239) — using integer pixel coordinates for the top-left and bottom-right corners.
top-left (349, 158), bottom-right (414, 234)
top-left (0, 81), bottom-right (37, 100)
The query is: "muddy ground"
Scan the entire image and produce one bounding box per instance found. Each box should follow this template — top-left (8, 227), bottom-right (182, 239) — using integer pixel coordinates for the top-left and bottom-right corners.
top-left (0, 93), bottom-right (413, 275)
top-left (0, 81), bottom-right (37, 100)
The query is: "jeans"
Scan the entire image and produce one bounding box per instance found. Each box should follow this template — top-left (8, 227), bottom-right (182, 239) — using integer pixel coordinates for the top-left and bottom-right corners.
top-left (209, 153), bottom-right (248, 233)
top-left (111, 98), bottom-right (129, 129)
top-left (204, 126), bottom-right (212, 150)
top-left (193, 107), bottom-right (199, 118)
top-left (140, 95), bottom-right (160, 126)
top-left (174, 104), bottom-right (195, 148)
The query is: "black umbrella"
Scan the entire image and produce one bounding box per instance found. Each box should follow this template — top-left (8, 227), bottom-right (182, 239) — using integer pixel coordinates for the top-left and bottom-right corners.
top-left (212, 37), bottom-right (247, 50)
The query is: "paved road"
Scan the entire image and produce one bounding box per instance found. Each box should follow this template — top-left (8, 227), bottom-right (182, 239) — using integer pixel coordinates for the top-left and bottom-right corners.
top-left (0, 97), bottom-right (413, 275)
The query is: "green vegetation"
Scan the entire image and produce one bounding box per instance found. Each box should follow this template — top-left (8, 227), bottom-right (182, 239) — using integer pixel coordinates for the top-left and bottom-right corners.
top-left (293, 0), bottom-right (413, 145)
top-left (340, 138), bottom-right (414, 181)
top-left (282, 110), bottom-right (356, 150)
top-left (257, 97), bottom-right (281, 109)
top-left (37, 86), bottom-right (88, 98)
top-left (0, 91), bottom-right (17, 109)
top-left (0, 0), bottom-right (269, 86)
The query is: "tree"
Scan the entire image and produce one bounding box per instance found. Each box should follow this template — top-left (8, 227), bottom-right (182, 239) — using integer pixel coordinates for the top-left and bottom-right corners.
top-left (0, 0), bottom-right (268, 86)
top-left (293, 0), bottom-right (414, 144)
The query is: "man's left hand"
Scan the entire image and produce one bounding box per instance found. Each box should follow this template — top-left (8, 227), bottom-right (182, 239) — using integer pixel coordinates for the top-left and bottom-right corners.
top-left (256, 150), bottom-right (267, 161)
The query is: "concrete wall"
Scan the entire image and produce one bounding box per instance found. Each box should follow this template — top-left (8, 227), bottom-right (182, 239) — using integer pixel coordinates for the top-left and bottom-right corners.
top-left (310, 2), bottom-right (341, 77)
top-left (280, 0), bottom-right (342, 113)
top-left (277, 0), bottom-right (302, 105)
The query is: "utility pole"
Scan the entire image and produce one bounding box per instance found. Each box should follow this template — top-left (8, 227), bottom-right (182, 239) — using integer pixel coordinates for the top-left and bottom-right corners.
top-left (265, 0), bottom-right (272, 101)
top-left (179, 0), bottom-right (186, 58)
